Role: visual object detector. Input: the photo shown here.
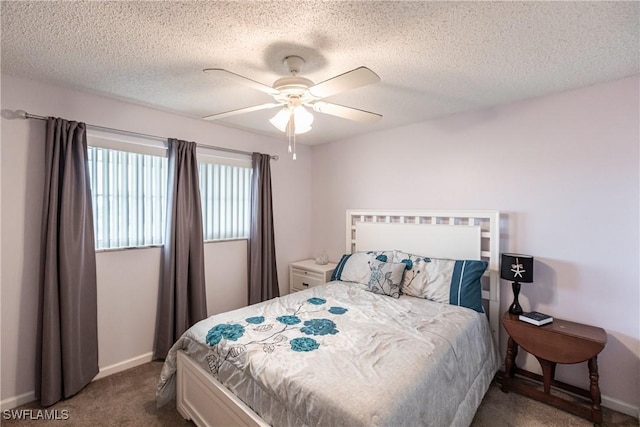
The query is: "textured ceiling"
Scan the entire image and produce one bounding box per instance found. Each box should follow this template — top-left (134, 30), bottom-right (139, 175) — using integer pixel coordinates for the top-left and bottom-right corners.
top-left (2, 1), bottom-right (639, 145)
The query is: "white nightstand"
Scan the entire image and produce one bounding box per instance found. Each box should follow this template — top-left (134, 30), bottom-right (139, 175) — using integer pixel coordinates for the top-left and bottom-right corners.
top-left (289, 259), bottom-right (337, 293)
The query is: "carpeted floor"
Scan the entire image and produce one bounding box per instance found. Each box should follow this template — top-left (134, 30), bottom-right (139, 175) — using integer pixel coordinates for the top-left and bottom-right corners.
top-left (3, 361), bottom-right (638, 426)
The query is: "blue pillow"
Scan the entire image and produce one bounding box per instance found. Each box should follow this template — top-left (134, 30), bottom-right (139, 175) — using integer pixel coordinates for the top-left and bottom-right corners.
top-left (331, 253), bottom-right (351, 281)
top-left (449, 259), bottom-right (488, 313)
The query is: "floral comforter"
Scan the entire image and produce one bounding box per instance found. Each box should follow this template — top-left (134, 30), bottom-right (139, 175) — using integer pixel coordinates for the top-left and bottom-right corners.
top-left (156, 281), bottom-right (499, 427)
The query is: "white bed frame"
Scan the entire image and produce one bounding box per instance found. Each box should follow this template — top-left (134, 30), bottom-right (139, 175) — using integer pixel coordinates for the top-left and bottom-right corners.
top-left (176, 209), bottom-right (501, 427)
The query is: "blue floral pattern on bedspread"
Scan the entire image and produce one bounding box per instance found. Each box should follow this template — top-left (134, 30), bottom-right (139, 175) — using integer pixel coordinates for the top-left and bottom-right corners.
top-left (290, 337), bottom-right (320, 352)
top-left (245, 316), bottom-right (265, 324)
top-left (328, 306), bottom-right (348, 315)
top-left (276, 315), bottom-right (301, 325)
top-left (300, 318), bottom-right (338, 336)
top-left (205, 296), bottom-right (347, 375)
top-left (205, 324), bottom-right (245, 346)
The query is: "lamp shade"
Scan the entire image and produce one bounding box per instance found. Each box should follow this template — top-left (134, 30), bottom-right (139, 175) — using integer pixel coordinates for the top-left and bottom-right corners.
top-left (500, 253), bottom-right (534, 283)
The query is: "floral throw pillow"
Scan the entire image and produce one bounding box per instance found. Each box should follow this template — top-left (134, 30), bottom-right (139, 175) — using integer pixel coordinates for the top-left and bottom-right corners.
top-left (366, 259), bottom-right (405, 298)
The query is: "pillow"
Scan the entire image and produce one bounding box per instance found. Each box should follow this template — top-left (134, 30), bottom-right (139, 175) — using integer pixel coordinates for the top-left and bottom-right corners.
top-left (394, 250), bottom-right (488, 313)
top-left (366, 259), bottom-right (404, 298)
top-left (331, 251), bottom-right (394, 284)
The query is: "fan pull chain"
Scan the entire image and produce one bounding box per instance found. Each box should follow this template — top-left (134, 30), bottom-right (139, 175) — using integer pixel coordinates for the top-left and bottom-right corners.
top-left (287, 110), bottom-right (296, 160)
top-left (287, 110), bottom-right (293, 153)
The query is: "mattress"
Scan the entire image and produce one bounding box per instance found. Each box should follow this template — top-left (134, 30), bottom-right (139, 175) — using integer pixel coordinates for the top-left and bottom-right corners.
top-left (156, 281), bottom-right (499, 426)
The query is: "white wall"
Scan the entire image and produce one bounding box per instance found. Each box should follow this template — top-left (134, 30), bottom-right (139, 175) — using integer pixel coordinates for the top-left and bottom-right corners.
top-left (0, 75), bottom-right (313, 407)
top-left (310, 76), bottom-right (640, 415)
top-left (95, 241), bottom-right (249, 371)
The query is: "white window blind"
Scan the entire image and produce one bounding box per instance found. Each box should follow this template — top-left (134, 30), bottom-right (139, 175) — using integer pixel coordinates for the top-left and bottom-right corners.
top-left (87, 130), bottom-right (253, 249)
top-left (87, 146), bottom-right (168, 249)
top-left (198, 162), bottom-right (252, 241)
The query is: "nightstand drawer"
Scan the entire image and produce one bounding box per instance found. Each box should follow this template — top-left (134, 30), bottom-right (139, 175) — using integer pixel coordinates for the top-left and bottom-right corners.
top-left (289, 259), bottom-right (337, 294)
top-left (291, 270), bottom-right (324, 291)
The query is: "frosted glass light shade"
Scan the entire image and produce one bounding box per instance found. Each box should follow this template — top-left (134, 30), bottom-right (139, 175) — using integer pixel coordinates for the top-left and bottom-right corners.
top-left (293, 106), bottom-right (313, 134)
top-left (269, 106), bottom-right (313, 135)
top-left (269, 109), bottom-right (290, 132)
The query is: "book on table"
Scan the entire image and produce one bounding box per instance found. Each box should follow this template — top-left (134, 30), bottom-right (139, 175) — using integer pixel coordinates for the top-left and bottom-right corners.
top-left (519, 311), bottom-right (553, 326)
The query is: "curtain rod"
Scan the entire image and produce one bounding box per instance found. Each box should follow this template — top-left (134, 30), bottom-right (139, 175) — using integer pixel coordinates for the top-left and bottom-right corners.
top-left (16, 110), bottom-right (279, 161)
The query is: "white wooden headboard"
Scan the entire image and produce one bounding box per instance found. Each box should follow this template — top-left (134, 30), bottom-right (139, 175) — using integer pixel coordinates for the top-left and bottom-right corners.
top-left (346, 209), bottom-right (500, 347)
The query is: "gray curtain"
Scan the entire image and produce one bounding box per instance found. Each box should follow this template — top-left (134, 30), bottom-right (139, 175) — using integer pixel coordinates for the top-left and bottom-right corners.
top-left (154, 138), bottom-right (207, 359)
top-left (248, 153), bottom-right (279, 305)
top-left (37, 118), bottom-right (99, 406)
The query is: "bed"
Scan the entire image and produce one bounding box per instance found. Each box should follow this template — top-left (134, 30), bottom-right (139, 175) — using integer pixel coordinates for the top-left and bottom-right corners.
top-left (156, 209), bottom-right (501, 426)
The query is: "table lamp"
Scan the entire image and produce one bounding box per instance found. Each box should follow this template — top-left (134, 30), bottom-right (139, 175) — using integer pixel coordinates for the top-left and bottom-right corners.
top-left (500, 253), bottom-right (534, 315)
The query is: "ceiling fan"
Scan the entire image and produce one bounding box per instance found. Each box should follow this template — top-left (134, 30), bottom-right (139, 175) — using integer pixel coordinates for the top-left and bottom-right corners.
top-left (202, 56), bottom-right (382, 158)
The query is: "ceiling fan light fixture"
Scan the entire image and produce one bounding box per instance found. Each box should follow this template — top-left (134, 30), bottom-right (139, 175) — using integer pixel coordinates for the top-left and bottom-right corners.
top-left (269, 108), bottom-right (290, 133)
top-left (269, 105), bottom-right (313, 135)
top-left (293, 105), bottom-right (313, 134)
top-left (203, 57), bottom-right (381, 161)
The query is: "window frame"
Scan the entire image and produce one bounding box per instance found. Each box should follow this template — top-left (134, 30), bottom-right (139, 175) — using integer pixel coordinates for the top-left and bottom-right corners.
top-left (87, 130), bottom-right (168, 251)
top-left (86, 131), bottom-right (254, 251)
top-left (197, 150), bottom-right (252, 243)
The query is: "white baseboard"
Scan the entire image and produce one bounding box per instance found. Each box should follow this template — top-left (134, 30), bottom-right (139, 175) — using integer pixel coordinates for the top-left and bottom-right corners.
top-left (0, 352), bottom-right (155, 410)
top-left (602, 394), bottom-right (639, 419)
top-left (94, 352), bottom-right (154, 380)
top-left (0, 391), bottom-right (36, 412)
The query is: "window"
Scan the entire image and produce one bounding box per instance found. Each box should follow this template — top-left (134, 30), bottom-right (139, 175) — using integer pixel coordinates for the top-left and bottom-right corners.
top-left (87, 145), bottom-right (168, 249)
top-left (198, 160), bottom-right (252, 241)
top-left (86, 131), bottom-right (252, 250)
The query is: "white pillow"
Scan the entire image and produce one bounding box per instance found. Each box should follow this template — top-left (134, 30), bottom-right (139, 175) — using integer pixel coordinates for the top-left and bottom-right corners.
top-left (331, 251), bottom-right (394, 284)
top-left (394, 250), bottom-right (488, 313)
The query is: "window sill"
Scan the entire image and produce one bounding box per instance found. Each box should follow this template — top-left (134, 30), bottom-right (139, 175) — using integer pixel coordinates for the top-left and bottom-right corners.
top-left (95, 238), bottom-right (248, 252)
top-left (204, 238), bottom-right (248, 244)
top-left (95, 245), bottom-right (163, 253)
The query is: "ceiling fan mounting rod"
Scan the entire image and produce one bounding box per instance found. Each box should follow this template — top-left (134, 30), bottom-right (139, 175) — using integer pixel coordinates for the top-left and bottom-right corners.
top-left (284, 55), bottom-right (305, 76)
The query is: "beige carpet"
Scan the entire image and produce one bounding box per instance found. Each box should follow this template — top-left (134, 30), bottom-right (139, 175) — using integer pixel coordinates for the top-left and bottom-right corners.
top-left (3, 361), bottom-right (637, 426)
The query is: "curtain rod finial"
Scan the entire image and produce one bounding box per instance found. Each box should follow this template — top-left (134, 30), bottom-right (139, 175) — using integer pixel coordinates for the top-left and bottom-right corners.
top-left (16, 110), bottom-right (28, 119)
top-left (272, 155), bottom-right (279, 161)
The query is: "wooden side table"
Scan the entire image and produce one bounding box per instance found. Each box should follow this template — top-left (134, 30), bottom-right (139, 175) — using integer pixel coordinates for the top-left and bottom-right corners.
top-left (501, 312), bottom-right (607, 424)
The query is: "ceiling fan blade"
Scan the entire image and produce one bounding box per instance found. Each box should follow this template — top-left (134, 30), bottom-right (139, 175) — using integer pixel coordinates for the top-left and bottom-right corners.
top-left (308, 67), bottom-right (380, 99)
top-left (312, 102), bottom-right (382, 123)
top-left (202, 103), bottom-right (281, 121)
top-left (203, 68), bottom-right (280, 95)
